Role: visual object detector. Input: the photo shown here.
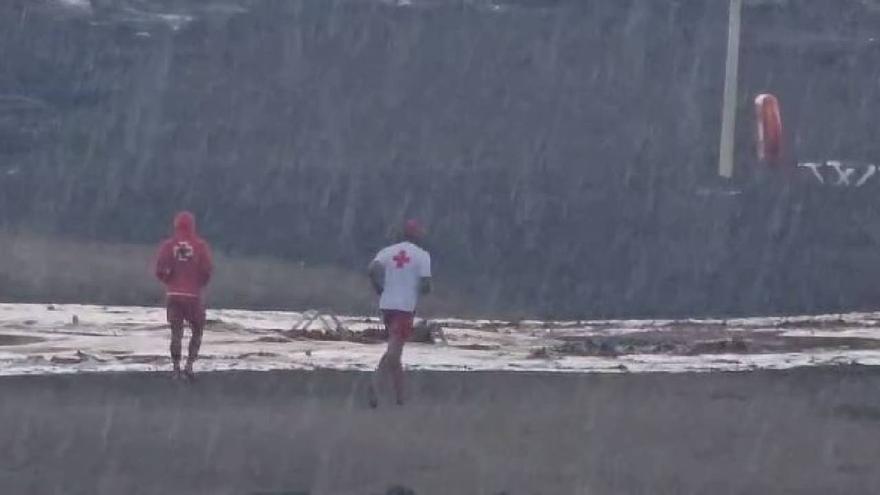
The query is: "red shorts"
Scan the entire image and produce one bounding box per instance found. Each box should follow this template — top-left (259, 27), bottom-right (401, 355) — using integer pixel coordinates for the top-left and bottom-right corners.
top-left (166, 295), bottom-right (206, 329)
top-left (382, 310), bottom-right (415, 341)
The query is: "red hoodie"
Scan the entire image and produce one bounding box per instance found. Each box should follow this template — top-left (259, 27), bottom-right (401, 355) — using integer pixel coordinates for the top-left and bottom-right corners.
top-left (155, 211), bottom-right (213, 298)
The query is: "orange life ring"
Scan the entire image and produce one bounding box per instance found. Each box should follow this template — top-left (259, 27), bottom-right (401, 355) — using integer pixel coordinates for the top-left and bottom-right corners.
top-left (755, 93), bottom-right (783, 163)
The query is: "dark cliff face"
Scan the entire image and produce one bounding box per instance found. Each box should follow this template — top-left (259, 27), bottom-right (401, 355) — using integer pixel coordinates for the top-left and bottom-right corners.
top-left (2, 0), bottom-right (880, 318)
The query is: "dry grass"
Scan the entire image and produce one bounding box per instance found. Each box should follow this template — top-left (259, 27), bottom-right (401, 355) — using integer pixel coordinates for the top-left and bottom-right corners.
top-left (0, 232), bottom-right (476, 317)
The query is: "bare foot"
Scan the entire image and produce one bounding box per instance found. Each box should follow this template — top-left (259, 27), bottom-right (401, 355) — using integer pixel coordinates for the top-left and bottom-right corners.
top-left (183, 362), bottom-right (195, 381)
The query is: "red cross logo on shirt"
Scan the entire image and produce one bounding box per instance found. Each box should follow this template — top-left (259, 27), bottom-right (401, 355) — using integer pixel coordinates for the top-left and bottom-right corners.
top-left (393, 250), bottom-right (411, 268)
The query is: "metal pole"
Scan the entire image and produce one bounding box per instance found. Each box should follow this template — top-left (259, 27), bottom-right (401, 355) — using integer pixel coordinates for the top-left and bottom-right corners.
top-left (718, 0), bottom-right (743, 178)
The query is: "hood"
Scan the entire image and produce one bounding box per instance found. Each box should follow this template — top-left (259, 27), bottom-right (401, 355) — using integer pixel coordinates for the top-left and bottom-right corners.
top-left (173, 211), bottom-right (196, 237)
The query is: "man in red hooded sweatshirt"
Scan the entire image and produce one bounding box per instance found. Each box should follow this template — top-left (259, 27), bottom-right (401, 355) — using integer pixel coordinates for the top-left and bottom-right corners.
top-left (154, 211), bottom-right (213, 380)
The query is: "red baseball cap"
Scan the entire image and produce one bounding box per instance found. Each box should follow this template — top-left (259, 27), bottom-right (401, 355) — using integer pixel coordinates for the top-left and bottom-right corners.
top-left (404, 219), bottom-right (425, 240)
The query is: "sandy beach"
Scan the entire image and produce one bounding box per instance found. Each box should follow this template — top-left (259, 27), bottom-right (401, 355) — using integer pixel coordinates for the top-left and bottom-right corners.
top-left (1, 367), bottom-right (880, 495)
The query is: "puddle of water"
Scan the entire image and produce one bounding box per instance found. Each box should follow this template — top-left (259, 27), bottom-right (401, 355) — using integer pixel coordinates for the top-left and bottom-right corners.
top-left (0, 334), bottom-right (45, 346)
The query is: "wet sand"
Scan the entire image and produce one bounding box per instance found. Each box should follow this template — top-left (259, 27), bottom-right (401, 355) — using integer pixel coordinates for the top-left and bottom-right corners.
top-left (1, 368), bottom-right (879, 495)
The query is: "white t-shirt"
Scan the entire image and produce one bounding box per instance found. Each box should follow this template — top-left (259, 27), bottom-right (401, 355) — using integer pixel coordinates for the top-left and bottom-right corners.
top-left (373, 241), bottom-right (431, 312)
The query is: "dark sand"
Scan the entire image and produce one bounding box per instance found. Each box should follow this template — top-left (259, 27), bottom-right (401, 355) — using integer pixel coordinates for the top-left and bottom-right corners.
top-left (1, 368), bottom-right (880, 495)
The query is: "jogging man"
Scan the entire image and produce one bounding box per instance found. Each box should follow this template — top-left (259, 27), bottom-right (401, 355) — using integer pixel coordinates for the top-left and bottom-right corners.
top-left (367, 219), bottom-right (432, 407)
top-left (154, 211), bottom-right (213, 379)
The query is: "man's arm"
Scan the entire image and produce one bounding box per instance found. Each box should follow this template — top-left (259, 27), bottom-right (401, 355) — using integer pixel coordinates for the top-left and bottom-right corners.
top-left (154, 241), bottom-right (173, 283)
top-left (199, 241), bottom-right (214, 287)
top-left (368, 259), bottom-right (384, 295)
top-left (419, 252), bottom-right (432, 295)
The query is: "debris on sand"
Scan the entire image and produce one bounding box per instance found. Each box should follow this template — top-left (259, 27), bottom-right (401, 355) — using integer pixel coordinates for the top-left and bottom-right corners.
top-left (49, 350), bottom-right (108, 364)
top-left (238, 351), bottom-right (280, 359)
top-left (254, 335), bottom-right (291, 343)
top-left (415, 320), bottom-right (447, 344)
top-left (290, 309), bottom-right (348, 334)
top-left (552, 334), bottom-right (748, 357)
top-left (453, 344), bottom-right (499, 351)
top-left (554, 338), bottom-right (622, 357)
top-left (687, 338), bottom-right (749, 355)
top-left (50, 355), bottom-right (83, 364)
top-left (281, 326), bottom-right (385, 344)
top-left (552, 326), bottom-right (880, 358)
top-left (279, 311), bottom-right (445, 345)
top-left (527, 346), bottom-right (550, 359)
top-left (205, 319), bottom-right (248, 333)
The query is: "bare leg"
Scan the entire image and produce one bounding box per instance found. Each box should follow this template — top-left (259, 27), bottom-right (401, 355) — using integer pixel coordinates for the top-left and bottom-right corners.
top-left (184, 301), bottom-right (206, 379)
top-left (385, 333), bottom-right (406, 405)
top-left (186, 323), bottom-right (203, 364)
top-left (167, 299), bottom-right (184, 377)
top-left (369, 354), bottom-right (388, 408)
top-left (184, 322), bottom-right (203, 378)
top-left (370, 313), bottom-right (408, 406)
top-left (170, 323), bottom-right (183, 375)
top-left (371, 340), bottom-right (405, 406)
